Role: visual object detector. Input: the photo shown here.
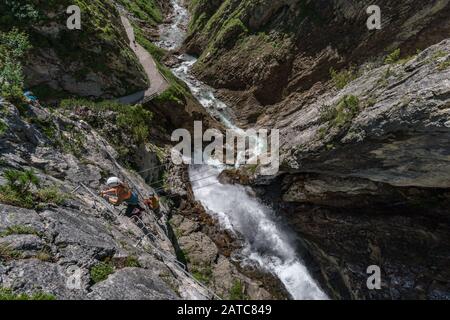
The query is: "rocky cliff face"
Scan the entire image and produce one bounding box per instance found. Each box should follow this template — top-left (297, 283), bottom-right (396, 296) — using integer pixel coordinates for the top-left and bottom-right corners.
top-left (1, 0), bottom-right (149, 101)
top-left (0, 98), bottom-right (285, 300)
top-left (0, 101), bottom-right (212, 299)
top-left (1, 0), bottom-right (286, 300)
top-left (186, 0), bottom-right (450, 127)
top-left (186, 0), bottom-right (450, 299)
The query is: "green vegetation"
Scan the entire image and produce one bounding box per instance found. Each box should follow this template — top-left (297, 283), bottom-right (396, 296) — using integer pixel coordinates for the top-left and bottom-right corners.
top-left (30, 117), bottom-right (58, 140)
top-left (212, 18), bottom-right (248, 50)
top-left (191, 266), bottom-right (213, 285)
top-left (0, 119), bottom-right (7, 136)
top-left (175, 247), bottom-right (190, 266)
top-left (36, 187), bottom-right (68, 205)
top-left (134, 26), bottom-right (166, 62)
top-left (134, 26), bottom-right (189, 106)
top-left (228, 280), bottom-right (248, 300)
top-left (0, 244), bottom-right (22, 260)
top-left (433, 50), bottom-right (450, 71)
top-left (58, 127), bottom-right (86, 158)
top-left (116, 0), bottom-right (162, 25)
top-left (385, 49), bottom-right (401, 64)
top-left (0, 288), bottom-right (55, 300)
top-left (438, 60), bottom-right (450, 71)
top-left (432, 50), bottom-right (447, 60)
top-left (0, 28), bottom-right (31, 102)
top-left (60, 99), bottom-right (154, 144)
top-left (36, 248), bottom-right (53, 262)
top-left (0, 0), bottom-right (148, 100)
top-left (124, 255), bottom-right (141, 268)
top-left (0, 169), bottom-right (67, 209)
top-left (153, 85), bottom-right (185, 105)
top-left (384, 48), bottom-right (415, 65)
top-left (330, 67), bottom-right (358, 89)
top-left (0, 169), bottom-right (39, 208)
top-left (90, 261), bottom-right (114, 283)
top-left (0, 1), bottom-right (39, 26)
top-left (320, 95), bottom-right (360, 128)
top-left (0, 225), bottom-right (41, 237)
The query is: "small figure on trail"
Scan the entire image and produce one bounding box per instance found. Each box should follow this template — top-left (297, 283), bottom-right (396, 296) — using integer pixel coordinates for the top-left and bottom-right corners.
top-left (144, 191), bottom-right (160, 216)
top-left (23, 91), bottom-right (41, 108)
top-left (100, 177), bottom-right (143, 217)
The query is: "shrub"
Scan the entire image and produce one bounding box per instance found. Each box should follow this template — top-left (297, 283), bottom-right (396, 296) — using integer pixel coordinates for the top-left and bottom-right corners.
top-left (0, 244), bottom-right (22, 260)
top-left (60, 99), bottom-right (153, 144)
top-left (0, 1), bottom-right (39, 25)
top-left (191, 266), bottom-right (213, 285)
top-left (36, 187), bottom-right (67, 205)
top-left (36, 248), bottom-right (53, 262)
top-left (116, 104), bottom-right (153, 143)
top-left (0, 170), bottom-right (67, 209)
top-left (321, 95), bottom-right (360, 128)
top-left (90, 262), bottom-right (114, 283)
top-left (0, 28), bottom-right (31, 101)
top-left (228, 280), bottom-right (248, 300)
top-left (3, 169), bottom-right (39, 193)
top-left (330, 67), bottom-right (358, 89)
top-left (0, 169), bottom-right (39, 208)
top-left (124, 256), bottom-right (141, 268)
top-left (385, 49), bottom-right (401, 64)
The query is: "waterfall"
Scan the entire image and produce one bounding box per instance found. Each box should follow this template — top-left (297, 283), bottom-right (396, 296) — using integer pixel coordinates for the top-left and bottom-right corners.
top-left (157, 0), bottom-right (327, 300)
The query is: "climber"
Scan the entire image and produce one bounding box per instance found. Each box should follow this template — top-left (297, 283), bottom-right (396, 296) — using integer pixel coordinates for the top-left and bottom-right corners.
top-left (143, 191), bottom-right (160, 217)
top-left (100, 177), bottom-right (143, 217)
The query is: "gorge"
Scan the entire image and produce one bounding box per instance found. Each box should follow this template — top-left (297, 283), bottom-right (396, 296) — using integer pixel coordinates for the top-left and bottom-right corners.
top-left (0, 0), bottom-right (449, 301)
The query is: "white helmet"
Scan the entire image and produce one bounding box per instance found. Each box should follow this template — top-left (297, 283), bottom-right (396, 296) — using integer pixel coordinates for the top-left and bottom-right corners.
top-left (106, 177), bottom-right (122, 187)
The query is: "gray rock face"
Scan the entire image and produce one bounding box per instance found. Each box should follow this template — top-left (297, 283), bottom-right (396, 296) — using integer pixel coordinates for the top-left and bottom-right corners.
top-left (279, 39), bottom-right (450, 189)
top-left (178, 232), bottom-right (218, 266)
top-left (23, 1), bottom-right (148, 101)
top-left (169, 209), bottom-right (283, 300)
top-left (0, 235), bottom-right (45, 252)
top-left (0, 102), bottom-right (212, 300)
top-left (2, 259), bottom-right (84, 300)
top-left (0, 206), bottom-right (46, 236)
top-left (88, 268), bottom-right (178, 300)
top-left (252, 39), bottom-right (450, 299)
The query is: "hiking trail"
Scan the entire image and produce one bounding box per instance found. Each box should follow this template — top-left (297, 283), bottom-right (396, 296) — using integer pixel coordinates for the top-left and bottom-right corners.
top-left (118, 15), bottom-right (169, 104)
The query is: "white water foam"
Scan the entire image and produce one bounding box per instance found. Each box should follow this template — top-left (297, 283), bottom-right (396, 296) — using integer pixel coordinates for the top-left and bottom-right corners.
top-left (157, 0), bottom-right (328, 300)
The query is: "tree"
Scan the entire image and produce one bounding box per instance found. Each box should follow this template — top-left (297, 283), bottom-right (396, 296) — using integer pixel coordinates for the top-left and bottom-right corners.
top-left (0, 28), bottom-right (31, 101)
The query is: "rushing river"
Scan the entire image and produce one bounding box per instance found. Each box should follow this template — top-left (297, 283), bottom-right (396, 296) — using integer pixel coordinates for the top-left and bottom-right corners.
top-left (157, 0), bottom-right (327, 300)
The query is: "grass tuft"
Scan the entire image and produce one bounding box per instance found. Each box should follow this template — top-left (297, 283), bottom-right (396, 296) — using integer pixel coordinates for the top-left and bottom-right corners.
top-left (90, 261), bottom-right (114, 284)
top-left (0, 288), bottom-right (55, 300)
